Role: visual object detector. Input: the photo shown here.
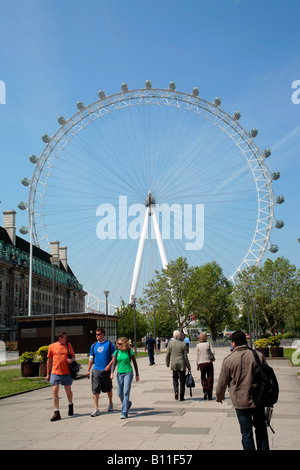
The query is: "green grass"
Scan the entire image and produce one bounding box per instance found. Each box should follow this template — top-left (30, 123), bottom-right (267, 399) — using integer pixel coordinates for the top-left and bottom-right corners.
top-left (0, 368), bottom-right (49, 398)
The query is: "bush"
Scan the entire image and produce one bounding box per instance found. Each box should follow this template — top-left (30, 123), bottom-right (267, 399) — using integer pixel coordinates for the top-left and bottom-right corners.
top-left (255, 338), bottom-right (269, 348)
top-left (20, 351), bottom-right (37, 363)
top-left (36, 345), bottom-right (49, 362)
top-left (268, 336), bottom-right (281, 348)
top-left (5, 341), bottom-right (18, 351)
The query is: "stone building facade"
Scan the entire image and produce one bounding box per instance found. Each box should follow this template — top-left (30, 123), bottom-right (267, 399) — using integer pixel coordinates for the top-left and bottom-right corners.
top-left (0, 210), bottom-right (86, 341)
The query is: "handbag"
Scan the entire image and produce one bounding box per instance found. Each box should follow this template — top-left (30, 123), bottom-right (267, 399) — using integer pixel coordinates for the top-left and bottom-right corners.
top-left (67, 342), bottom-right (81, 379)
top-left (207, 343), bottom-right (215, 362)
top-left (185, 371), bottom-right (195, 397)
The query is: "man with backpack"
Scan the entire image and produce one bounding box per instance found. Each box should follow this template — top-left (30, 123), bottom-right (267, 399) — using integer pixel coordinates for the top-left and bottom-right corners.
top-left (216, 331), bottom-right (271, 450)
top-left (87, 328), bottom-right (115, 416)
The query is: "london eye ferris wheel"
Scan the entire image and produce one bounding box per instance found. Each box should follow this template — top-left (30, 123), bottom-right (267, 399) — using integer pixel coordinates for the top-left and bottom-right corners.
top-left (19, 81), bottom-right (284, 309)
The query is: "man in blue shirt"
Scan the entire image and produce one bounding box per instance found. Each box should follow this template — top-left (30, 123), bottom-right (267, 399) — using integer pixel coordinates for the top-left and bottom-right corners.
top-left (87, 328), bottom-right (115, 416)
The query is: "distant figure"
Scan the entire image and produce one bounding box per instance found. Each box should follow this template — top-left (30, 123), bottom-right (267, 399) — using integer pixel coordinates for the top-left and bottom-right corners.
top-left (145, 333), bottom-right (157, 365)
top-left (184, 334), bottom-right (190, 353)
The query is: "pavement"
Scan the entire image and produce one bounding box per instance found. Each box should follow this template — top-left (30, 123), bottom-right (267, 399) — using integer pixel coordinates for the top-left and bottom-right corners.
top-left (0, 345), bottom-right (299, 453)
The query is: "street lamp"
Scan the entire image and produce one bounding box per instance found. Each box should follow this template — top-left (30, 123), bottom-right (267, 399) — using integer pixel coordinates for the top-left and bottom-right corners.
top-left (18, 201), bottom-right (33, 316)
top-left (153, 302), bottom-right (157, 358)
top-left (243, 282), bottom-right (253, 348)
top-left (104, 291), bottom-right (109, 338)
top-left (50, 255), bottom-right (60, 343)
top-left (131, 296), bottom-right (137, 356)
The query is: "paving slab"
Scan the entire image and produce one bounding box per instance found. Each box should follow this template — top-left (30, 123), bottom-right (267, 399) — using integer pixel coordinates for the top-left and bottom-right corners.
top-left (0, 345), bottom-right (299, 453)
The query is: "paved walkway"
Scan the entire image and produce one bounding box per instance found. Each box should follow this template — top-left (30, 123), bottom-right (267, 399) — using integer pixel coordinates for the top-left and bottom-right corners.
top-left (0, 346), bottom-right (299, 451)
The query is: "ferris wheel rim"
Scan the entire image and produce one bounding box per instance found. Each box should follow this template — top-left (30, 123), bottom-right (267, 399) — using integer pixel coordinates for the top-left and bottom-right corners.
top-left (27, 85), bottom-right (275, 283)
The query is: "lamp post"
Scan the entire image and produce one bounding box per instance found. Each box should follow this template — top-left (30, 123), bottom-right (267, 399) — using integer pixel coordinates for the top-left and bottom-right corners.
top-left (153, 302), bottom-right (157, 358)
top-left (243, 282), bottom-right (253, 348)
top-left (104, 291), bottom-right (109, 337)
top-left (131, 296), bottom-right (137, 356)
top-left (50, 255), bottom-right (60, 343)
top-left (18, 201), bottom-right (33, 316)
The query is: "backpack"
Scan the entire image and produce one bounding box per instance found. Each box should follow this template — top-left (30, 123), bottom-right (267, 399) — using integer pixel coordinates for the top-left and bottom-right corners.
top-left (250, 349), bottom-right (279, 409)
top-left (115, 348), bottom-right (132, 361)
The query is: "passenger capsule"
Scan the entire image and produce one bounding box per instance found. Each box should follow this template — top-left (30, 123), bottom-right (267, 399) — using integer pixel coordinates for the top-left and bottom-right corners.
top-left (275, 220), bottom-right (284, 229)
top-left (249, 128), bottom-right (258, 138)
top-left (29, 154), bottom-right (38, 164)
top-left (192, 87), bottom-right (199, 97)
top-left (18, 201), bottom-right (28, 211)
top-left (77, 101), bottom-right (85, 111)
top-left (21, 177), bottom-right (30, 186)
top-left (271, 171), bottom-right (280, 180)
top-left (276, 195), bottom-right (285, 204)
top-left (19, 226), bottom-right (29, 235)
top-left (98, 90), bottom-right (106, 100)
top-left (58, 116), bottom-right (66, 126)
top-left (42, 134), bottom-right (50, 143)
top-left (270, 244), bottom-right (279, 253)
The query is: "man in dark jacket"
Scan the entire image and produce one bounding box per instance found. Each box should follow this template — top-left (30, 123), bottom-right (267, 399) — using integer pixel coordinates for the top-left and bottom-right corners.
top-left (166, 330), bottom-right (191, 401)
top-left (145, 333), bottom-right (157, 365)
top-left (216, 331), bottom-right (269, 450)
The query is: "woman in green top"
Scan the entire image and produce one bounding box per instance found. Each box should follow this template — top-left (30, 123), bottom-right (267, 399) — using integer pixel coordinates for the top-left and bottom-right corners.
top-left (110, 337), bottom-right (139, 419)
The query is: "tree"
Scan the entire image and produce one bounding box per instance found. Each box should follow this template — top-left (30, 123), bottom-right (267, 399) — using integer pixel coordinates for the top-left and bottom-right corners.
top-left (141, 257), bottom-right (193, 334)
top-left (187, 261), bottom-right (236, 340)
top-left (114, 300), bottom-right (148, 342)
top-left (235, 257), bottom-right (300, 335)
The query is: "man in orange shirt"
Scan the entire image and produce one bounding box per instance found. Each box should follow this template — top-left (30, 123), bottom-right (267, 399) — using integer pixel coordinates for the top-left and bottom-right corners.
top-left (47, 331), bottom-right (76, 421)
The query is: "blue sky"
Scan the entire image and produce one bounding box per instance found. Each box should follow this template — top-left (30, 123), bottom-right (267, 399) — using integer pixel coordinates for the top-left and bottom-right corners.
top-left (0, 0), bottom-right (299, 307)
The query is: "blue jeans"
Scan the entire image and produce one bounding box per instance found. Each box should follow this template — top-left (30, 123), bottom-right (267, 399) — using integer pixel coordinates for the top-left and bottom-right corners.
top-left (236, 408), bottom-right (269, 450)
top-left (117, 371), bottom-right (133, 416)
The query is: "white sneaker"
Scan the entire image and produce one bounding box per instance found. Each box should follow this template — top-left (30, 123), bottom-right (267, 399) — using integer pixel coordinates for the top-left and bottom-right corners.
top-left (90, 409), bottom-right (101, 417)
top-left (108, 402), bottom-right (113, 412)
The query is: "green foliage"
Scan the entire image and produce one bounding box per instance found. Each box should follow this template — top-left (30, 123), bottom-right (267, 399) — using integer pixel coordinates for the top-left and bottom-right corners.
top-left (20, 351), bottom-right (37, 363)
top-left (267, 335), bottom-right (281, 348)
top-left (141, 258), bottom-right (237, 338)
top-left (235, 257), bottom-right (300, 336)
top-left (254, 338), bottom-right (269, 348)
top-left (36, 345), bottom-right (49, 362)
top-left (115, 301), bottom-right (148, 341)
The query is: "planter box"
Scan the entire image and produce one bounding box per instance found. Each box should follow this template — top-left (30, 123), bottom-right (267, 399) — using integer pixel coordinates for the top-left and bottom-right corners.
top-left (21, 362), bottom-right (40, 377)
top-left (255, 347), bottom-right (269, 358)
top-left (39, 362), bottom-right (47, 377)
top-left (270, 347), bottom-right (283, 358)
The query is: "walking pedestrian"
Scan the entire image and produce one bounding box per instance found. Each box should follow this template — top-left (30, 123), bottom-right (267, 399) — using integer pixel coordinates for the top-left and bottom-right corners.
top-left (110, 337), bottom-right (139, 419)
top-left (46, 331), bottom-right (76, 421)
top-left (196, 332), bottom-right (215, 400)
top-left (165, 330), bottom-right (191, 401)
top-left (145, 333), bottom-right (157, 365)
top-left (216, 330), bottom-right (269, 450)
top-left (184, 334), bottom-right (190, 353)
top-left (87, 328), bottom-right (115, 416)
